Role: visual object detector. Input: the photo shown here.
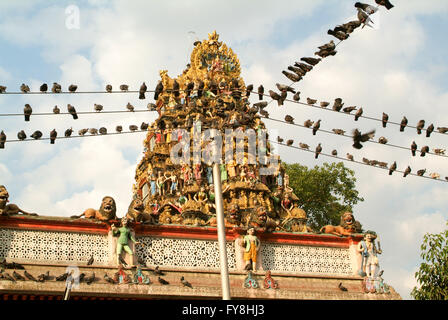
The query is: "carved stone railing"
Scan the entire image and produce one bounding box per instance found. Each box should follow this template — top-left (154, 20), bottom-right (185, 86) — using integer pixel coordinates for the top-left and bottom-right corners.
top-left (0, 216), bottom-right (363, 277)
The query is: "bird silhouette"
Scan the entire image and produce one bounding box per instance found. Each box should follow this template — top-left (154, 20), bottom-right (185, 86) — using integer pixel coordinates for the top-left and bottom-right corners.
top-left (430, 172), bottom-right (440, 179)
top-left (126, 102), bottom-right (134, 112)
top-left (320, 101), bottom-right (330, 108)
top-left (106, 84), bottom-right (112, 93)
top-left (31, 131), bottom-right (43, 140)
top-left (52, 82), bottom-right (62, 93)
top-left (269, 90), bottom-right (283, 106)
top-left (257, 85), bottom-right (264, 101)
top-left (154, 81), bottom-right (163, 100)
top-left (375, 0), bottom-right (394, 10)
top-left (382, 113), bottom-right (389, 128)
top-left (343, 106), bottom-right (357, 114)
top-left (352, 129), bottom-right (375, 149)
top-left (286, 139), bottom-right (294, 146)
top-left (245, 84), bottom-right (254, 98)
top-left (288, 65), bottom-right (306, 77)
top-left (153, 266), bottom-right (165, 276)
top-left (307, 98), bottom-right (317, 105)
top-left (276, 83), bottom-right (296, 94)
top-left (0, 85), bottom-right (6, 93)
top-left (87, 255), bottom-right (94, 266)
top-left (78, 128), bottom-right (88, 136)
top-left (354, 108), bottom-right (363, 121)
top-left (389, 162), bottom-right (397, 175)
top-left (328, 29), bottom-right (349, 41)
top-left (378, 137), bottom-right (388, 144)
top-left (56, 272), bottom-right (68, 281)
top-left (40, 83), bottom-right (48, 92)
top-left (120, 84), bottom-right (129, 92)
top-left (99, 127), bottom-right (107, 135)
top-left (417, 120), bottom-right (425, 134)
top-left (417, 169), bottom-right (426, 177)
top-left (299, 143), bottom-right (310, 150)
top-left (355, 2), bottom-right (379, 14)
top-left (295, 62), bottom-right (313, 73)
top-left (338, 282), bottom-right (348, 292)
top-left (50, 129), bottom-right (57, 144)
top-left (67, 104), bottom-right (78, 119)
top-left (420, 146), bottom-right (429, 157)
top-left (116, 126), bottom-right (123, 133)
top-left (282, 70), bottom-right (301, 82)
top-left (85, 272), bottom-right (95, 285)
top-left (304, 119), bottom-right (314, 128)
top-left (68, 84), bottom-right (77, 93)
top-left (411, 141), bottom-right (417, 156)
top-left (24, 104), bottom-right (32, 121)
top-left (94, 104), bottom-right (103, 112)
top-left (403, 166), bottom-right (411, 177)
top-left (300, 57), bottom-right (321, 66)
top-left (315, 143), bottom-right (322, 159)
top-left (3, 272), bottom-right (15, 282)
top-left (357, 8), bottom-right (374, 28)
top-left (140, 122), bottom-right (149, 130)
top-left (312, 120), bottom-right (321, 135)
top-left (437, 127), bottom-right (448, 134)
top-left (332, 129), bottom-right (345, 135)
top-left (104, 273), bottom-right (116, 284)
top-left (20, 83), bottom-right (30, 93)
top-left (400, 116), bottom-right (408, 132)
top-left (12, 271), bottom-right (25, 281)
top-left (129, 125), bottom-right (138, 132)
top-left (346, 153), bottom-right (354, 161)
top-left (434, 148), bottom-right (445, 155)
top-left (332, 98), bottom-right (344, 112)
top-left (332, 150), bottom-right (338, 156)
top-left (181, 276), bottom-right (193, 288)
top-left (158, 277), bottom-right (169, 285)
top-left (17, 130), bottom-right (27, 141)
top-left (53, 105), bottom-right (60, 114)
top-left (24, 270), bottom-right (37, 282)
top-left (139, 82), bottom-right (147, 99)
top-left (285, 115), bottom-right (294, 124)
top-left (292, 92), bottom-right (301, 102)
top-left (89, 128), bottom-right (98, 135)
top-left (426, 124), bottom-right (434, 138)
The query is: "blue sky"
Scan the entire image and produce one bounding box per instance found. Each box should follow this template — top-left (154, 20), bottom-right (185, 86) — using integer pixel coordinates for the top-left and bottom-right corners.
top-left (1, 0), bottom-right (448, 299)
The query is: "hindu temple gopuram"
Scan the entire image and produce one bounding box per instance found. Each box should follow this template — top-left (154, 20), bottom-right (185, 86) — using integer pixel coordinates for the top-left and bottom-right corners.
top-left (0, 32), bottom-right (401, 300)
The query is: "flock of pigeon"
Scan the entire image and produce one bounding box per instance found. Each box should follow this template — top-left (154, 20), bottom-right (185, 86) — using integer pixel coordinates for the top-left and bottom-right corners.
top-left (0, 257), bottom-right (192, 289)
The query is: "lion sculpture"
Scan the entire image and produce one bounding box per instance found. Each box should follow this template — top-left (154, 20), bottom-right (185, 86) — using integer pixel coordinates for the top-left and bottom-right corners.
top-left (320, 211), bottom-right (362, 236)
top-left (0, 185), bottom-right (38, 216)
top-left (126, 197), bottom-right (155, 224)
top-left (71, 196), bottom-right (117, 221)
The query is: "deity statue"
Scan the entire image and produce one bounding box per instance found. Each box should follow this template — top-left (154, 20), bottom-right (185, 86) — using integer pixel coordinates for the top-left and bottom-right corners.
top-left (111, 217), bottom-right (143, 267)
top-left (168, 172), bottom-right (178, 195)
top-left (357, 231), bottom-right (382, 278)
top-left (242, 227), bottom-right (261, 271)
top-left (156, 171), bottom-right (166, 196)
top-left (220, 163), bottom-right (228, 182)
top-left (194, 163), bottom-right (203, 185)
top-left (227, 159), bottom-right (237, 180)
top-left (238, 190), bottom-right (248, 210)
top-left (194, 186), bottom-right (210, 214)
top-left (206, 163), bottom-right (214, 185)
top-left (280, 193), bottom-right (293, 219)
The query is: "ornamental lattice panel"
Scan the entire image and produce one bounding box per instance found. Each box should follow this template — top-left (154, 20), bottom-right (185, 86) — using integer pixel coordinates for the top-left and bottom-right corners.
top-left (0, 228), bottom-right (109, 265)
top-left (136, 236), bottom-right (237, 270)
top-left (260, 243), bottom-right (354, 275)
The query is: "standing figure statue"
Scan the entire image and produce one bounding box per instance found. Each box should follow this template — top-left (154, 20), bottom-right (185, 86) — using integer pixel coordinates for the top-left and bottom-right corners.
top-left (357, 230), bottom-right (382, 278)
top-left (242, 227), bottom-right (261, 271)
top-left (111, 217), bottom-right (142, 267)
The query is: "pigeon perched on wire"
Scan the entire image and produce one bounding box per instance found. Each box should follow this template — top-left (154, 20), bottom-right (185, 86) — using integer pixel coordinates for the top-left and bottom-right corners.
top-left (355, 2), bottom-right (379, 14)
top-left (120, 84), bottom-right (129, 92)
top-left (68, 84), bottom-right (78, 93)
top-left (52, 82), bottom-right (62, 93)
top-left (335, 20), bottom-right (362, 34)
top-left (158, 277), bottom-right (169, 285)
top-left (31, 131), bottom-right (43, 140)
top-left (312, 120), bottom-right (321, 135)
top-left (53, 105), bottom-right (60, 114)
top-left (50, 129), bottom-right (57, 144)
top-left (328, 29), bottom-right (349, 41)
top-left (420, 146), bottom-right (429, 157)
top-left (0, 131), bottom-right (6, 149)
top-left (411, 141), bottom-right (417, 156)
top-left (20, 83), bottom-right (30, 93)
top-left (116, 126), bottom-right (123, 133)
top-left (285, 115), bottom-right (294, 124)
top-left (126, 102), bottom-right (134, 112)
top-left (106, 84), bottom-right (112, 93)
top-left (352, 129), bottom-right (375, 149)
top-left (354, 108), bottom-right (363, 121)
top-left (257, 85), bottom-right (264, 100)
top-left (332, 150), bottom-right (338, 156)
top-left (24, 270), bottom-right (37, 282)
top-left (346, 153), bottom-right (354, 161)
top-left (89, 128), bottom-right (98, 135)
top-left (403, 166), bottom-right (411, 178)
top-left (154, 81), bottom-right (163, 100)
top-left (304, 119), bottom-right (314, 128)
top-left (343, 106), bottom-right (357, 114)
top-left (332, 129), bottom-right (345, 135)
top-left (297, 143), bottom-right (308, 150)
top-left (288, 65), bottom-right (306, 77)
top-left (245, 84), bottom-right (254, 98)
top-left (389, 162), bottom-right (397, 175)
top-left (282, 70), bottom-right (302, 82)
top-left (320, 101), bottom-right (330, 108)
top-left (40, 83), bottom-right (48, 92)
top-left (430, 172), bottom-right (440, 179)
top-left (434, 148), bottom-right (446, 155)
top-left (64, 128), bottom-right (73, 137)
top-left (276, 83), bottom-right (296, 94)
top-left (67, 104), bottom-right (78, 119)
top-left (78, 128), bottom-right (88, 136)
top-left (338, 282), bottom-right (348, 292)
top-left (94, 104), bottom-right (103, 112)
top-left (400, 116), bottom-right (408, 132)
top-left (139, 82), bottom-right (147, 99)
top-left (99, 127), bottom-right (107, 135)
top-left (382, 113), bottom-right (389, 128)
top-left (332, 98), bottom-right (344, 112)
top-left (0, 85), bottom-right (6, 93)
top-left (104, 273), bottom-right (116, 284)
top-left (181, 276), bottom-right (193, 288)
top-left (129, 125), bottom-right (138, 132)
top-left (292, 92), bottom-right (301, 102)
top-left (375, 0), bottom-right (394, 10)
top-left (17, 130), bottom-right (27, 141)
top-left (417, 120), bottom-right (425, 135)
top-left (295, 62), bottom-right (313, 73)
top-left (315, 143), bottom-right (322, 159)
top-left (253, 101), bottom-right (268, 110)
top-left (307, 98), bottom-right (317, 105)
top-left (417, 169), bottom-right (426, 177)
top-left (301, 57), bottom-right (321, 66)
top-left (286, 139), bottom-right (294, 146)
top-left (437, 127), bottom-right (448, 134)
top-left (357, 8), bottom-right (374, 28)
top-left (426, 124), bottom-right (434, 138)
top-left (24, 104), bottom-right (32, 121)
top-left (269, 90), bottom-right (283, 106)
top-left (378, 137), bottom-right (388, 144)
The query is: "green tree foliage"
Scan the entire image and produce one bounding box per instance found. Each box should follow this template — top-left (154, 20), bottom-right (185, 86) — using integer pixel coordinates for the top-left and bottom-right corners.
top-left (411, 222), bottom-right (448, 300)
top-left (285, 162), bottom-right (364, 231)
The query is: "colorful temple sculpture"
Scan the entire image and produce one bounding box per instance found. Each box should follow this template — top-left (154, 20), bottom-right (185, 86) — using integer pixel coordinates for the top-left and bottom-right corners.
top-left (0, 32), bottom-right (400, 300)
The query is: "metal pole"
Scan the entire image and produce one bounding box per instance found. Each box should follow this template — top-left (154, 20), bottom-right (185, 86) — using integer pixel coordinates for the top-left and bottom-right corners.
top-left (213, 162), bottom-right (231, 300)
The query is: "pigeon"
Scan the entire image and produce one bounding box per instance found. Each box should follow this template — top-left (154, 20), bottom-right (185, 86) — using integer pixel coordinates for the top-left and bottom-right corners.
top-left (258, 85), bottom-right (264, 100)
top-left (68, 84), bottom-right (78, 93)
top-left (50, 129), bottom-right (57, 144)
top-left (417, 169), bottom-right (426, 177)
top-left (378, 137), bottom-right (388, 144)
top-left (299, 143), bottom-right (310, 150)
top-left (312, 120), bottom-right (321, 135)
top-left (269, 90), bottom-right (283, 106)
top-left (172, 80), bottom-right (180, 97)
top-left (315, 143), bottom-right (322, 159)
top-left (295, 62), bottom-right (313, 73)
top-left (99, 127), bottom-right (107, 135)
top-left (24, 270), bottom-right (37, 282)
top-left (357, 8), bottom-right (374, 28)
top-left (77, 273), bottom-right (86, 283)
top-left (319, 40), bottom-right (336, 52)
top-left (280, 90), bottom-right (287, 105)
top-left (420, 146), bottom-right (429, 157)
top-left (286, 139), bottom-right (294, 146)
top-left (411, 141), bottom-right (417, 156)
top-left (320, 101), bottom-right (330, 108)
top-left (0, 85), bottom-right (7, 93)
top-left (338, 282), bottom-right (348, 292)
top-left (89, 128), bottom-right (98, 135)
top-left (288, 65), bottom-right (306, 77)
top-left (355, 2), bottom-right (379, 14)
top-left (78, 128), bottom-right (88, 136)
top-left (31, 130), bottom-right (43, 140)
top-left (282, 70), bottom-right (302, 82)
top-left (120, 84), bottom-right (129, 92)
top-left (153, 266), bottom-right (165, 276)
top-left (94, 104), bottom-right (103, 112)
top-left (53, 105), bottom-right (60, 114)
top-left (104, 273), bottom-right (116, 284)
top-left (354, 108), bottom-right (363, 121)
top-left (346, 153), bottom-right (354, 161)
top-left (332, 149), bottom-right (338, 156)
top-left (430, 172), bottom-right (440, 179)
top-left (362, 157), bottom-right (371, 165)
top-left (378, 162), bottom-right (388, 169)
top-left (85, 272), bottom-right (95, 285)
top-left (403, 166), bottom-right (411, 177)
top-left (139, 82), bottom-right (147, 99)
top-left (197, 80), bottom-right (205, 98)
top-left (332, 98), bottom-right (344, 112)
top-left (352, 129), bottom-right (375, 149)
top-left (276, 83), bottom-right (296, 94)
top-left (37, 271), bottom-right (50, 282)
top-left (245, 84), bottom-right (254, 98)
top-left (426, 124), bottom-right (434, 138)
top-left (181, 276), bottom-right (192, 288)
top-left (154, 81), bottom-right (163, 100)
top-left (147, 103), bottom-right (157, 111)
top-left (437, 127), bottom-right (448, 134)
top-left (301, 57), bottom-right (321, 66)
top-left (116, 125), bottom-right (123, 133)
top-left (67, 104), bottom-right (78, 119)
top-left (52, 82), bottom-right (62, 93)
top-left (328, 29), bottom-right (349, 41)
top-left (0, 131), bottom-right (6, 148)
top-left (382, 113), bottom-right (389, 128)
top-left (12, 271), bottom-right (25, 281)
top-left (389, 162), bottom-right (397, 175)
top-left (40, 83), bottom-right (48, 92)
top-left (253, 101), bottom-right (268, 110)
top-left (17, 130), bottom-right (27, 141)
top-left (260, 110), bottom-right (269, 118)
top-left (343, 106), bottom-right (357, 114)
top-left (24, 104), bottom-right (32, 121)
top-left (140, 122), bottom-right (149, 130)
top-left (307, 98), bottom-right (317, 105)
top-left (400, 116), bottom-right (408, 132)
top-left (304, 119), bottom-right (314, 128)
top-left (434, 148), bottom-right (445, 155)
top-left (129, 125), bottom-right (138, 132)
top-left (292, 92), bottom-right (301, 102)
top-left (126, 102), bottom-right (134, 112)
top-left (285, 115), bottom-right (294, 124)
top-left (375, 0), bottom-right (394, 10)
top-left (20, 83), bottom-right (30, 93)
top-left (65, 128), bottom-right (73, 137)
top-left (158, 277), bottom-right (169, 285)
top-left (417, 120), bottom-right (425, 134)
top-left (106, 84), bottom-right (113, 93)
top-left (332, 129), bottom-right (345, 135)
